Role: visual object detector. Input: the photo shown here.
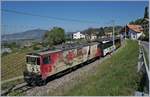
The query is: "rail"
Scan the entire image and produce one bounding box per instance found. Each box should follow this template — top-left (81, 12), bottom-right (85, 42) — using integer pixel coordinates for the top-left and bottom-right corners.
top-left (1, 76), bottom-right (23, 84)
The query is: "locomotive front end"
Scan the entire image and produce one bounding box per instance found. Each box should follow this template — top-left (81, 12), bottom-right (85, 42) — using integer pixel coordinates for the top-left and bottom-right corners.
top-left (23, 53), bottom-right (43, 86)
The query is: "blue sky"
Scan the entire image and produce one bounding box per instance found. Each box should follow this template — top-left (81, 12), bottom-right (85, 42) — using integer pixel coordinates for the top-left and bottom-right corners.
top-left (1, 1), bottom-right (149, 34)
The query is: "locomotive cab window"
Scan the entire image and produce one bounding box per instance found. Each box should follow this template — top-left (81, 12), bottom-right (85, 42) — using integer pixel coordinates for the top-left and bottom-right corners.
top-left (43, 56), bottom-right (51, 64)
top-left (26, 56), bottom-right (40, 65)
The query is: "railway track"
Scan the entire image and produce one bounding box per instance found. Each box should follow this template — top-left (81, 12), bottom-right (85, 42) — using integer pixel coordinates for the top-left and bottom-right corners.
top-left (1, 82), bottom-right (33, 96)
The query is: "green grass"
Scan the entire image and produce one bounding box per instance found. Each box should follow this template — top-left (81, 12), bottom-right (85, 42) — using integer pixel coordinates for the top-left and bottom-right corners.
top-left (64, 40), bottom-right (139, 96)
top-left (7, 90), bottom-right (25, 96)
top-left (1, 48), bottom-right (32, 81)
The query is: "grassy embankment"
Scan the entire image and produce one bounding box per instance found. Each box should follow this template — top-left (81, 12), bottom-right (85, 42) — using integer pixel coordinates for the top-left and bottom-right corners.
top-left (64, 39), bottom-right (139, 96)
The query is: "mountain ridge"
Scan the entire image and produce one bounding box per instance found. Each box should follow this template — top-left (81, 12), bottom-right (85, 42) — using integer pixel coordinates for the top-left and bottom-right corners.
top-left (2, 29), bottom-right (48, 41)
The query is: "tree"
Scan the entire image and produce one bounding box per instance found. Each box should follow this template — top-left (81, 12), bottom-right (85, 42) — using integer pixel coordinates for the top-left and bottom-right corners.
top-left (5, 42), bottom-right (19, 49)
top-left (144, 6), bottom-right (149, 19)
top-left (44, 27), bottom-right (66, 47)
top-left (97, 27), bottom-right (105, 38)
top-left (129, 18), bottom-right (143, 25)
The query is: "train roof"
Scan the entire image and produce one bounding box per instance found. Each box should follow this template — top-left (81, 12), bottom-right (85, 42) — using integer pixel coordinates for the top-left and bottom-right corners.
top-left (27, 42), bottom-right (98, 56)
top-left (94, 37), bottom-right (120, 43)
top-left (27, 37), bottom-right (120, 56)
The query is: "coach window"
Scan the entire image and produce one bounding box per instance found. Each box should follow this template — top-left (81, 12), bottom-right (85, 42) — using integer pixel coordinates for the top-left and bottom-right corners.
top-left (43, 56), bottom-right (50, 64)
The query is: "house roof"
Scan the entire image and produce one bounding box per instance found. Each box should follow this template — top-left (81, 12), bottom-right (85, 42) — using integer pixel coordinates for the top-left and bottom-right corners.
top-left (127, 24), bottom-right (143, 33)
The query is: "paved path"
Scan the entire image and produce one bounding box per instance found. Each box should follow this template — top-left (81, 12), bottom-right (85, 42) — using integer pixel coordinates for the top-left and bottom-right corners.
top-left (142, 41), bottom-right (149, 55)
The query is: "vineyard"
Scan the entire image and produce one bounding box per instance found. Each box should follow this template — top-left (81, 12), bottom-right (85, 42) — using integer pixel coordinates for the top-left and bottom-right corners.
top-left (1, 48), bottom-right (32, 81)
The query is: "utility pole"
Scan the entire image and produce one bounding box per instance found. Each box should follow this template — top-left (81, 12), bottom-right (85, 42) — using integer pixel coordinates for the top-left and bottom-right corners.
top-left (125, 24), bottom-right (127, 39)
top-left (112, 20), bottom-right (115, 52)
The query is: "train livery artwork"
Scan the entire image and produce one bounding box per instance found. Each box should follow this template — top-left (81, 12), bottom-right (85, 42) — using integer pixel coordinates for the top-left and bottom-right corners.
top-left (24, 39), bottom-right (121, 86)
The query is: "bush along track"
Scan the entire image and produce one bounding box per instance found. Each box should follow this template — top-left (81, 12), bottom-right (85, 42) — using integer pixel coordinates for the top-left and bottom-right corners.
top-left (64, 39), bottom-right (140, 96)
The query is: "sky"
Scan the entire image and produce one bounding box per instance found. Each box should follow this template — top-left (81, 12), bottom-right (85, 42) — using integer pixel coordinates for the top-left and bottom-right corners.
top-left (1, 1), bottom-right (149, 35)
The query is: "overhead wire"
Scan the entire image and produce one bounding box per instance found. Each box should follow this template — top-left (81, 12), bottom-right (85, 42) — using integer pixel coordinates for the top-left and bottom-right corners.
top-left (2, 9), bottom-right (101, 24)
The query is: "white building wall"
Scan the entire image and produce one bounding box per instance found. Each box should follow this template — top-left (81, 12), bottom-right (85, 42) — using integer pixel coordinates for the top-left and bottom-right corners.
top-left (91, 35), bottom-right (97, 40)
top-left (73, 32), bottom-right (85, 39)
top-left (129, 29), bottom-right (142, 40)
top-left (137, 32), bottom-right (142, 39)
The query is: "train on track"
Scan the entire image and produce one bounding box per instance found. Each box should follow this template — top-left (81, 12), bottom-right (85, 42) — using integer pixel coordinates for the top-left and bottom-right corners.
top-left (24, 38), bottom-right (121, 86)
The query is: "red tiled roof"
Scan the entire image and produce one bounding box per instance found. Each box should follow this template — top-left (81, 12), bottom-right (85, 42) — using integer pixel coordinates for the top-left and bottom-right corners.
top-left (127, 24), bottom-right (143, 33)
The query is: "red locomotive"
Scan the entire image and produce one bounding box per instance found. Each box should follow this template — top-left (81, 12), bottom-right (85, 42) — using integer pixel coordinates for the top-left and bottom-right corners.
top-left (24, 38), bottom-right (121, 86)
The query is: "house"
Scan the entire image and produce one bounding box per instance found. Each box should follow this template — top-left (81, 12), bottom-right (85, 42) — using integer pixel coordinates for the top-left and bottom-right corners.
top-left (120, 24), bottom-right (143, 40)
top-left (90, 34), bottom-right (97, 40)
top-left (73, 32), bottom-right (85, 39)
top-left (105, 32), bottom-right (112, 37)
top-left (84, 33), bottom-right (97, 41)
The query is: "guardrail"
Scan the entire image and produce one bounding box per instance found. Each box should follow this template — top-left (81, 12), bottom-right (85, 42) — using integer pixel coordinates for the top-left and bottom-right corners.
top-left (138, 41), bottom-right (149, 79)
top-left (136, 41), bottom-right (149, 96)
top-left (141, 47), bottom-right (149, 81)
top-left (139, 45), bottom-right (149, 82)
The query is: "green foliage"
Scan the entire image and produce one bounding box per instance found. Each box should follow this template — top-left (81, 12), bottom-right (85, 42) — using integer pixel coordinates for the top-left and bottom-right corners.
top-left (65, 34), bottom-right (72, 41)
top-left (104, 26), bottom-right (113, 32)
top-left (3, 42), bottom-right (20, 49)
top-left (8, 90), bottom-right (25, 96)
top-left (44, 27), bottom-right (66, 47)
top-left (144, 6), bottom-right (149, 19)
top-left (104, 26), bottom-right (123, 36)
top-left (129, 18), bottom-right (143, 25)
top-left (97, 27), bottom-right (105, 38)
top-left (32, 42), bottom-right (42, 50)
top-left (33, 46), bottom-right (40, 50)
top-left (139, 31), bottom-right (149, 41)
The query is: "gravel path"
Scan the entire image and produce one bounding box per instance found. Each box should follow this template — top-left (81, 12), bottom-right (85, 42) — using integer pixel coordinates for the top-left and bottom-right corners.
top-left (26, 44), bottom-right (124, 96)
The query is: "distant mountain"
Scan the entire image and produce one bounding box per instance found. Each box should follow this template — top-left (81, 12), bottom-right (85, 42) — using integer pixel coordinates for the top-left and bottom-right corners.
top-left (2, 29), bottom-right (48, 41)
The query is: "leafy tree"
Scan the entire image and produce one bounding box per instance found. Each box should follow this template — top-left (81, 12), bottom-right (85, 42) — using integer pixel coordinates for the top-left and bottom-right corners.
top-left (44, 27), bottom-right (66, 47)
top-left (97, 27), bottom-right (105, 38)
top-left (65, 34), bottom-right (72, 41)
top-left (3, 42), bottom-right (19, 49)
top-left (129, 18), bottom-right (143, 25)
top-left (144, 6), bottom-right (149, 19)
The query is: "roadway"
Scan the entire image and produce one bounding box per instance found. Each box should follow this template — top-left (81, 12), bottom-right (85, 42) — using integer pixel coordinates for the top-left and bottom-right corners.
top-left (141, 41), bottom-right (149, 60)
